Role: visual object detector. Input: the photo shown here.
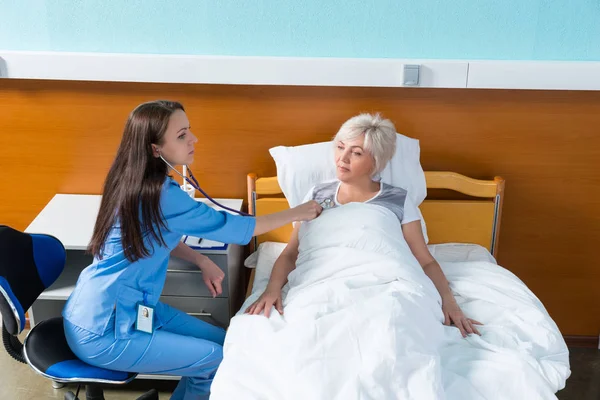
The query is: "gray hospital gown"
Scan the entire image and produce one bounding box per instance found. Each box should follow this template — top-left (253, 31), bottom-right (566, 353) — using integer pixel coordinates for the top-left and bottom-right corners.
top-left (304, 180), bottom-right (420, 225)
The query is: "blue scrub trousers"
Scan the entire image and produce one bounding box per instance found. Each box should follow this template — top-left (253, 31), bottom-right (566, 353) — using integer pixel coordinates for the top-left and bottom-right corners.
top-left (64, 302), bottom-right (226, 400)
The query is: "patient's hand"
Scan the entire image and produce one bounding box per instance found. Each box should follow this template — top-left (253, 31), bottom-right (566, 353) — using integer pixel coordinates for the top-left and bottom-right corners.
top-left (292, 200), bottom-right (323, 222)
top-left (244, 288), bottom-right (283, 318)
top-left (442, 298), bottom-right (483, 338)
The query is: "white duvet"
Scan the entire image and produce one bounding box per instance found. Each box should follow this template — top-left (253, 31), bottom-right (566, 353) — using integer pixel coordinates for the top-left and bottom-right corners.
top-left (211, 203), bottom-right (570, 400)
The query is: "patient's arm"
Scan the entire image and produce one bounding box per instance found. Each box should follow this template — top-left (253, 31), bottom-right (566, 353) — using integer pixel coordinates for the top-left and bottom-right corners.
top-left (245, 224), bottom-right (301, 317)
top-left (402, 221), bottom-right (482, 337)
top-left (402, 221), bottom-right (453, 300)
top-left (265, 224), bottom-right (301, 291)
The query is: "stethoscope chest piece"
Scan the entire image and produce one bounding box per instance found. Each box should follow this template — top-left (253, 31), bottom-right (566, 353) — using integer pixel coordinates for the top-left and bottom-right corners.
top-left (320, 198), bottom-right (334, 209)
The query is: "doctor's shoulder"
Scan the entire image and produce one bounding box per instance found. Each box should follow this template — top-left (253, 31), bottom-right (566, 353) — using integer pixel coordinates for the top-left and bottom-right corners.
top-left (159, 176), bottom-right (201, 211)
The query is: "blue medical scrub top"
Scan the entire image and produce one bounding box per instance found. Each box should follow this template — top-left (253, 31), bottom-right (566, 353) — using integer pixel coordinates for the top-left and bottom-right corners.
top-left (62, 177), bottom-right (256, 339)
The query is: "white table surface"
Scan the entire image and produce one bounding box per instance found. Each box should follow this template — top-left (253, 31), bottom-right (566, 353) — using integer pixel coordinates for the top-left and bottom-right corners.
top-left (25, 194), bottom-right (244, 251)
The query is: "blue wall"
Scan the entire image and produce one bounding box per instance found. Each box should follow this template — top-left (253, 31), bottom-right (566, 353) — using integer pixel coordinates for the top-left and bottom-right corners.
top-left (1, 0), bottom-right (599, 61)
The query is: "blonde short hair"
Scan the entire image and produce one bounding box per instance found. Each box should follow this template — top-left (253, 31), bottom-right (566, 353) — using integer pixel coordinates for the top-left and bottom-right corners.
top-left (333, 113), bottom-right (397, 175)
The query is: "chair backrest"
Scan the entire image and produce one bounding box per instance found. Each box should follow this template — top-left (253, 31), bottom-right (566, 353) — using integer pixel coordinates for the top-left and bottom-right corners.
top-left (0, 225), bottom-right (66, 335)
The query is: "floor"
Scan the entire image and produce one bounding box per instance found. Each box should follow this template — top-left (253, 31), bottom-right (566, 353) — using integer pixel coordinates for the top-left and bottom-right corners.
top-left (557, 347), bottom-right (600, 400)
top-left (1, 332), bottom-right (598, 399)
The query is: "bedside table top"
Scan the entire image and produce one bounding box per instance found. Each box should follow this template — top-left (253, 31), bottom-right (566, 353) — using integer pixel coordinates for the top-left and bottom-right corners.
top-left (25, 194), bottom-right (244, 251)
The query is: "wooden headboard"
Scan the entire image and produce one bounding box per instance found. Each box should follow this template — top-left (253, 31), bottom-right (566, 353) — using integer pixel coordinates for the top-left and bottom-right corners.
top-left (247, 171), bottom-right (505, 258)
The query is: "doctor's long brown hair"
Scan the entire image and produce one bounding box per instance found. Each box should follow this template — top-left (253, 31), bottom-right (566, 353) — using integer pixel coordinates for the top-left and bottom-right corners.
top-left (89, 100), bottom-right (184, 262)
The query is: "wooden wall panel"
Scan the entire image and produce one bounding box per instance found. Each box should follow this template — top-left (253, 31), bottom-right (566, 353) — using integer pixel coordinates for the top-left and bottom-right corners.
top-left (1, 79), bottom-right (599, 336)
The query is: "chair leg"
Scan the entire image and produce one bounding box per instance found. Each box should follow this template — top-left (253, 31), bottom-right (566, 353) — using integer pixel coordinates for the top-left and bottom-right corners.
top-left (136, 389), bottom-right (159, 400)
top-left (52, 380), bottom-right (66, 389)
top-left (64, 384), bottom-right (82, 400)
top-left (85, 384), bottom-right (105, 400)
top-left (63, 385), bottom-right (156, 400)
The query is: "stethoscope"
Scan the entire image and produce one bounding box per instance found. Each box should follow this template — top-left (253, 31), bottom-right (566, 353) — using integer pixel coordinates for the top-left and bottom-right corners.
top-left (320, 198), bottom-right (335, 209)
top-left (160, 155), bottom-right (250, 216)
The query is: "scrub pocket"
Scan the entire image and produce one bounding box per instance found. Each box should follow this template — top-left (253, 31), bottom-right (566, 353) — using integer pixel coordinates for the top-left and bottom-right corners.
top-left (114, 285), bottom-right (161, 339)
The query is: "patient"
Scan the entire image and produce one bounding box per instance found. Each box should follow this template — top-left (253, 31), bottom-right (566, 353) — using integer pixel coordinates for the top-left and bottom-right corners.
top-left (246, 113), bottom-right (481, 338)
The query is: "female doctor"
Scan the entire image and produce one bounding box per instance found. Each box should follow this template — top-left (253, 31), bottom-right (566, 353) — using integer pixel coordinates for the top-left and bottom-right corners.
top-left (62, 100), bottom-right (322, 400)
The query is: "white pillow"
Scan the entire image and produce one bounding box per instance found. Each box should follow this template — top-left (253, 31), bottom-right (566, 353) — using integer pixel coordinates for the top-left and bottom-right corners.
top-left (269, 133), bottom-right (429, 243)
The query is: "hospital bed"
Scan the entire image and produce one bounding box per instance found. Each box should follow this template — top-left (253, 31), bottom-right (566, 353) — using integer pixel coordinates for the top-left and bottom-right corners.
top-left (244, 171), bottom-right (505, 298)
top-left (209, 169), bottom-right (569, 399)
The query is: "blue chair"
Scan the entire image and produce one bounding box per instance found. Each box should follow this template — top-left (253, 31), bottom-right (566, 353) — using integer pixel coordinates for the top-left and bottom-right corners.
top-left (0, 225), bottom-right (157, 400)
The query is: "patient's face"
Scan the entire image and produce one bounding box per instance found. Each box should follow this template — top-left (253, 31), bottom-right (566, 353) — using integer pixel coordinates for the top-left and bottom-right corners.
top-left (335, 135), bottom-right (375, 182)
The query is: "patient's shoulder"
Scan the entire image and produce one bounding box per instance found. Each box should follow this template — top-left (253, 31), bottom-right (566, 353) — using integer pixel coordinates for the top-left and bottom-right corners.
top-left (380, 182), bottom-right (408, 198)
top-left (376, 183), bottom-right (411, 210)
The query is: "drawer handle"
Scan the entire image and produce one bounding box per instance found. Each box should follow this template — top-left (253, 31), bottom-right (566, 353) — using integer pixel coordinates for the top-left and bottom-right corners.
top-left (188, 312), bottom-right (212, 317)
top-left (167, 269), bottom-right (202, 274)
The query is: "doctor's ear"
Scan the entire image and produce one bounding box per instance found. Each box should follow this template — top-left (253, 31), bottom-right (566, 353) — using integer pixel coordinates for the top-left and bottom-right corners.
top-left (151, 145), bottom-right (161, 158)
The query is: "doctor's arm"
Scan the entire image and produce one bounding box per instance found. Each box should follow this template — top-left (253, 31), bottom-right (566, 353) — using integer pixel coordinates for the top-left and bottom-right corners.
top-left (402, 221), bottom-right (482, 337)
top-left (245, 224), bottom-right (301, 317)
top-left (252, 201), bottom-right (322, 237)
top-left (171, 241), bottom-right (211, 267)
top-left (162, 181), bottom-right (321, 245)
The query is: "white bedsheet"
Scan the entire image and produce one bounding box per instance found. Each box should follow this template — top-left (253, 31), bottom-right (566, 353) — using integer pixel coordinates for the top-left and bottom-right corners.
top-left (211, 203), bottom-right (570, 400)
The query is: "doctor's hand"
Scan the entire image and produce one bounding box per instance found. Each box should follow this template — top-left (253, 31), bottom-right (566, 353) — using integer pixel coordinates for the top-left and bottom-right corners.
top-left (442, 298), bottom-right (482, 338)
top-left (198, 258), bottom-right (225, 298)
top-left (244, 288), bottom-right (283, 318)
top-left (292, 200), bottom-right (323, 222)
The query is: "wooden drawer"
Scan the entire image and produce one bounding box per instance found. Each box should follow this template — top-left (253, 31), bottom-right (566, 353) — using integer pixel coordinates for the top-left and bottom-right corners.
top-left (163, 254), bottom-right (230, 298)
top-left (168, 253), bottom-right (229, 271)
top-left (162, 269), bottom-right (229, 298)
top-left (160, 296), bottom-right (230, 329)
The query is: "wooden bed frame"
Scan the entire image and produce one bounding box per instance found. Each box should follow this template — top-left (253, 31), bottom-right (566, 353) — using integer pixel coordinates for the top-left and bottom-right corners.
top-left (245, 171), bottom-right (505, 298)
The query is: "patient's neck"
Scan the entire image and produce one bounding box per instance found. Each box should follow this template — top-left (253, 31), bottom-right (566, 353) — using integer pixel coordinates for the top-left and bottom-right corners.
top-left (338, 178), bottom-right (380, 204)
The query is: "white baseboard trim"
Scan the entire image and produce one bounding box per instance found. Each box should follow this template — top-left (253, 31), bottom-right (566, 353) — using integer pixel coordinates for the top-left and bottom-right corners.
top-left (0, 51), bottom-right (599, 91)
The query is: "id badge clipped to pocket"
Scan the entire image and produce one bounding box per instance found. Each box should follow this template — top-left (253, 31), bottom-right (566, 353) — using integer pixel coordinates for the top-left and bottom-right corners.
top-left (135, 302), bottom-right (155, 334)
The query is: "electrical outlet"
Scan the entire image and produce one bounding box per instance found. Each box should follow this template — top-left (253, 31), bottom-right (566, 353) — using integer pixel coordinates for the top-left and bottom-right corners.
top-left (403, 64), bottom-right (420, 86)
